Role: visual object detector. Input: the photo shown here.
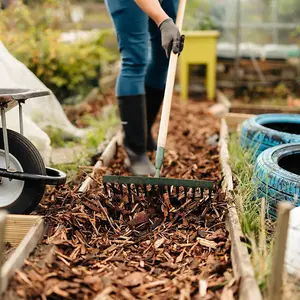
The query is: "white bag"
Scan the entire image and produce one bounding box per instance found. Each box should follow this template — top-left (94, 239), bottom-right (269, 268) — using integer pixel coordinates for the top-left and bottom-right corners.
top-left (0, 41), bottom-right (89, 165)
top-left (285, 206), bottom-right (300, 278)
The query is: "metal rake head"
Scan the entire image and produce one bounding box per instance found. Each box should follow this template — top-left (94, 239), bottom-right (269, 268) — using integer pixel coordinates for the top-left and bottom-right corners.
top-left (102, 175), bottom-right (214, 201)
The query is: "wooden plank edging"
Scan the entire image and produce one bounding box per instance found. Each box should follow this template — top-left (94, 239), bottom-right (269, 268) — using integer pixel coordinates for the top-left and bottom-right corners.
top-left (219, 119), bottom-right (262, 300)
top-left (79, 131), bottom-right (123, 193)
top-left (224, 112), bottom-right (255, 133)
top-left (216, 90), bottom-right (232, 109)
top-left (80, 110), bottom-right (262, 298)
top-left (0, 211), bottom-right (7, 296)
top-left (1, 216), bottom-right (45, 294)
top-left (230, 103), bottom-right (300, 114)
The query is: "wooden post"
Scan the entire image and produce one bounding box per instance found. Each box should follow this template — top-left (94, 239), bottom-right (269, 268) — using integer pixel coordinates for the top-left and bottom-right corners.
top-left (269, 202), bottom-right (293, 300)
top-left (79, 131), bottom-right (122, 193)
top-left (234, 0), bottom-right (241, 92)
top-left (0, 211), bottom-right (7, 299)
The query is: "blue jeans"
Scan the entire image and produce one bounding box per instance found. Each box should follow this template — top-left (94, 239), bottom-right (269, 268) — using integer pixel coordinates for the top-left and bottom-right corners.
top-left (105, 0), bottom-right (179, 97)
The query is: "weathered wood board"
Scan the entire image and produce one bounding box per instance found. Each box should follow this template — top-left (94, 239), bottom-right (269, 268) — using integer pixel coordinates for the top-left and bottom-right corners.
top-left (1, 215), bottom-right (45, 294)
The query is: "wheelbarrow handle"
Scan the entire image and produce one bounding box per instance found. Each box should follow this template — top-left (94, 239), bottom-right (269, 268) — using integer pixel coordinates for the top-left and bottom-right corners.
top-left (0, 167), bottom-right (67, 186)
top-left (0, 89), bottom-right (50, 102)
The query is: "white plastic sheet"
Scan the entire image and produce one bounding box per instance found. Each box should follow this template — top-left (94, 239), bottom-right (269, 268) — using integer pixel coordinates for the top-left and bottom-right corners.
top-left (0, 41), bottom-right (88, 165)
top-left (285, 206), bottom-right (300, 278)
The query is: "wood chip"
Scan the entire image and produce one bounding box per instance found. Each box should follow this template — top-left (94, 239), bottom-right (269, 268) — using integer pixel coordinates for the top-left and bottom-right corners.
top-left (122, 272), bottom-right (145, 287)
top-left (5, 94), bottom-right (234, 299)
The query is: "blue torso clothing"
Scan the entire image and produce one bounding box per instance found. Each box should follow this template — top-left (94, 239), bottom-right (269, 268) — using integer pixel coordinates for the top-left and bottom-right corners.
top-left (105, 0), bottom-right (179, 97)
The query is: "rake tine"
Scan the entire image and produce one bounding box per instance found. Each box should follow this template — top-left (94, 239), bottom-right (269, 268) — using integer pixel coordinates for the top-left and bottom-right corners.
top-left (159, 185), bottom-right (165, 197)
top-left (127, 184), bottom-right (132, 201)
top-left (167, 186), bottom-right (171, 199)
top-left (119, 184), bottom-right (124, 196)
top-left (155, 185), bottom-right (160, 196)
top-left (184, 187), bottom-right (188, 199)
top-left (138, 184), bottom-right (143, 197)
top-left (137, 185), bottom-right (141, 196)
top-left (172, 186), bottom-right (176, 196)
top-left (143, 185), bottom-right (148, 200)
top-left (104, 183), bottom-right (108, 195)
top-left (107, 183), bottom-right (113, 197)
top-left (143, 184), bottom-right (147, 194)
top-left (111, 186), bottom-right (116, 196)
top-left (133, 184), bottom-right (138, 197)
top-left (179, 186), bottom-right (183, 198)
top-left (102, 175), bottom-right (214, 203)
top-left (142, 185), bottom-right (147, 199)
top-left (112, 184), bottom-right (118, 196)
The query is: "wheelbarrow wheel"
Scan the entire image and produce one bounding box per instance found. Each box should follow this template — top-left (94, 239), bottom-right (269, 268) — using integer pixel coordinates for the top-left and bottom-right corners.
top-left (0, 128), bottom-right (46, 214)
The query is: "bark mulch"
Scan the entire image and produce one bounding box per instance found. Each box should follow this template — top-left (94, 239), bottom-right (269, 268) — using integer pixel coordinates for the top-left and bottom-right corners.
top-left (5, 97), bottom-right (237, 299)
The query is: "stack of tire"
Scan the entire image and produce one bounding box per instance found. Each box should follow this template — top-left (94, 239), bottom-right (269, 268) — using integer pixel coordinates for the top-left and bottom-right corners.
top-left (240, 114), bottom-right (300, 218)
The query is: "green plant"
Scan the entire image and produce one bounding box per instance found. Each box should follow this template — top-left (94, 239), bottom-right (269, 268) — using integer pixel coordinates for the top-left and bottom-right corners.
top-left (183, 0), bottom-right (218, 31)
top-left (229, 133), bottom-right (260, 233)
top-left (49, 104), bottom-right (119, 181)
top-left (274, 83), bottom-right (291, 98)
top-left (83, 105), bottom-right (119, 149)
top-left (229, 133), bottom-right (273, 294)
top-left (51, 152), bottom-right (91, 183)
top-left (47, 103), bottom-right (119, 149)
top-left (45, 127), bottom-right (79, 148)
top-left (229, 133), bottom-right (300, 297)
top-left (0, 2), bottom-right (116, 101)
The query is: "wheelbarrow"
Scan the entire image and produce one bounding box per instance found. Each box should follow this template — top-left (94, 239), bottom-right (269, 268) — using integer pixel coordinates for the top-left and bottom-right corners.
top-left (0, 89), bottom-right (67, 214)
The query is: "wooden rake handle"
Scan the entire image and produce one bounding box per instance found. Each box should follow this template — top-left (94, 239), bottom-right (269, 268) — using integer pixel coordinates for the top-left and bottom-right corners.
top-left (155, 0), bottom-right (187, 177)
top-left (156, 0), bottom-right (187, 149)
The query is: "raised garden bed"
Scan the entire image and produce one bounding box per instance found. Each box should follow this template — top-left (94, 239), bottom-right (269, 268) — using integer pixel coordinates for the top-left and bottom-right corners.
top-left (229, 103), bottom-right (300, 115)
top-left (225, 110), bottom-right (300, 299)
top-left (1, 215), bottom-right (44, 294)
top-left (3, 95), bottom-right (261, 299)
top-left (221, 84), bottom-right (300, 115)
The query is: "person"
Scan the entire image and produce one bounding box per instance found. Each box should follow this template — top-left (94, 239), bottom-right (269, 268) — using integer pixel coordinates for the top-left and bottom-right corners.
top-left (104, 0), bottom-right (184, 176)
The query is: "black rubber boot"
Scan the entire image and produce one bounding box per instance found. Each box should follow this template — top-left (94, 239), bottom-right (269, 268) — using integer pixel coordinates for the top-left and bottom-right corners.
top-left (118, 94), bottom-right (155, 176)
top-left (145, 85), bottom-right (165, 152)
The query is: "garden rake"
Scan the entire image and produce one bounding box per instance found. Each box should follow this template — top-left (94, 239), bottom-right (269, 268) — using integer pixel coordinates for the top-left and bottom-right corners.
top-left (103, 0), bottom-right (214, 200)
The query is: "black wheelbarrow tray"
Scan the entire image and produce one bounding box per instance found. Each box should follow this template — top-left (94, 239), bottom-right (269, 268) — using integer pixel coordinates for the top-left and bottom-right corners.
top-left (0, 89), bottom-right (66, 214)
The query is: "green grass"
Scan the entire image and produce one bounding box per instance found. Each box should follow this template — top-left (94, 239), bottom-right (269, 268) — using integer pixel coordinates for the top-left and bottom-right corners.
top-left (51, 158), bottom-right (90, 184)
top-left (83, 105), bottom-right (119, 149)
top-left (229, 133), bottom-right (273, 295)
top-left (45, 127), bottom-right (79, 148)
top-left (48, 104), bottom-right (119, 149)
top-left (49, 104), bottom-right (119, 181)
top-left (229, 133), bottom-right (261, 234)
top-left (229, 132), bottom-right (300, 298)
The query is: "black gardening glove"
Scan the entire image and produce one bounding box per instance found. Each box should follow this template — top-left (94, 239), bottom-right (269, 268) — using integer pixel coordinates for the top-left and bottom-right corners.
top-left (159, 18), bottom-right (185, 58)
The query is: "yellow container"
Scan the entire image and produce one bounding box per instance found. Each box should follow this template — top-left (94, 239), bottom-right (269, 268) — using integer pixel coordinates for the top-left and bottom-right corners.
top-left (179, 30), bottom-right (219, 101)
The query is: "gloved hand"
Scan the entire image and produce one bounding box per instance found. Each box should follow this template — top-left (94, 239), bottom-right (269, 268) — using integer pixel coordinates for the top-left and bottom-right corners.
top-left (159, 18), bottom-right (185, 58)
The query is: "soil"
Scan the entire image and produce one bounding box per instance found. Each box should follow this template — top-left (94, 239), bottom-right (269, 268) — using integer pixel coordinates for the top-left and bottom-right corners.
top-left (5, 95), bottom-right (237, 299)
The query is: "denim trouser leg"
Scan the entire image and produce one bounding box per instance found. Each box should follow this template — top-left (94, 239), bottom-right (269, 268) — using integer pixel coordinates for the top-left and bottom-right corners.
top-left (105, 0), bottom-right (179, 96)
top-left (145, 0), bottom-right (179, 90)
top-left (105, 0), bottom-right (148, 97)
